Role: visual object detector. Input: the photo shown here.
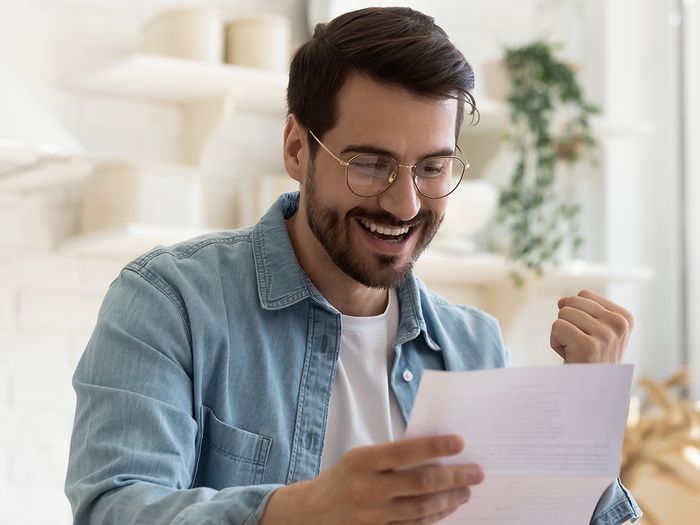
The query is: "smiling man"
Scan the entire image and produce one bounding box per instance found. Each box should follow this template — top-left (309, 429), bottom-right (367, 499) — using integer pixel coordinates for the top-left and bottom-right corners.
top-left (66, 7), bottom-right (641, 525)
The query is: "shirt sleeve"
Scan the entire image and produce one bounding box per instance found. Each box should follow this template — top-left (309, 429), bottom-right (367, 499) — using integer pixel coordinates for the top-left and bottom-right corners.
top-left (590, 478), bottom-right (643, 525)
top-left (65, 268), bottom-right (282, 525)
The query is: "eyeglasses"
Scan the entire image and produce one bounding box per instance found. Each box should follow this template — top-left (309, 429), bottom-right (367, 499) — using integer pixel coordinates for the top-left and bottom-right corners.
top-left (308, 130), bottom-right (469, 199)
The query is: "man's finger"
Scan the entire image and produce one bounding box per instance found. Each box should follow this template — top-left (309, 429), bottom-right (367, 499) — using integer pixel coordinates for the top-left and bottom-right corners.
top-left (550, 318), bottom-right (588, 355)
top-left (366, 435), bottom-right (464, 472)
top-left (559, 294), bottom-right (632, 342)
top-left (557, 296), bottom-right (607, 319)
top-left (386, 464), bottom-right (484, 497)
top-left (561, 290), bottom-right (635, 330)
top-left (389, 487), bottom-right (472, 521)
top-left (557, 306), bottom-right (599, 336)
top-left (397, 505), bottom-right (462, 525)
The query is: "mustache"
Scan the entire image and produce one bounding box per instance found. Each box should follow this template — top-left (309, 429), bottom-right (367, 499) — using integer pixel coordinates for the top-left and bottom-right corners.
top-left (346, 207), bottom-right (437, 228)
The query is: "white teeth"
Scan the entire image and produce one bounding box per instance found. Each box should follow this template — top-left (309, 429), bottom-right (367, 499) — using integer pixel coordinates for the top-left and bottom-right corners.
top-left (359, 219), bottom-right (410, 237)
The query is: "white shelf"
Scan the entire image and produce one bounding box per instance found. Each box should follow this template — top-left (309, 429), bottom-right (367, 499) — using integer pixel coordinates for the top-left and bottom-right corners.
top-left (0, 156), bottom-right (92, 193)
top-left (70, 53), bottom-right (288, 111)
top-left (60, 159), bottom-right (236, 258)
top-left (69, 53), bottom-right (289, 164)
top-left (460, 98), bottom-right (509, 135)
top-left (460, 98), bottom-right (653, 138)
top-left (60, 224), bottom-right (217, 258)
top-left (415, 250), bottom-right (654, 288)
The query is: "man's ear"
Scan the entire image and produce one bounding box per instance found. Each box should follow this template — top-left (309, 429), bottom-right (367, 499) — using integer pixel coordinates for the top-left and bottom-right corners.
top-left (283, 114), bottom-right (307, 183)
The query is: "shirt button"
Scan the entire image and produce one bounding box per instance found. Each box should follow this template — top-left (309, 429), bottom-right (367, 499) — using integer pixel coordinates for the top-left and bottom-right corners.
top-left (402, 369), bottom-right (413, 382)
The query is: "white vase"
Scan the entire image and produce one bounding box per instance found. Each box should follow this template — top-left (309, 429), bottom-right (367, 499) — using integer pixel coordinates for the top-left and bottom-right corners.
top-left (433, 179), bottom-right (500, 253)
top-left (80, 163), bottom-right (205, 233)
top-left (141, 8), bottom-right (223, 64)
top-left (482, 60), bottom-right (510, 101)
top-left (225, 15), bottom-right (291, 71)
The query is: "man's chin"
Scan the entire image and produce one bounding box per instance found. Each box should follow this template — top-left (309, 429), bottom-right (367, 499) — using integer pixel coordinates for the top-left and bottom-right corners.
top-left (344, 256), bottom-right (414, 290)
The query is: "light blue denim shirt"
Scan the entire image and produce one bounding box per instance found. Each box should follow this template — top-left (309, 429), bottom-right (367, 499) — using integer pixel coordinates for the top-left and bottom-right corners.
top-left (66, 192), bottom-right (641, 525)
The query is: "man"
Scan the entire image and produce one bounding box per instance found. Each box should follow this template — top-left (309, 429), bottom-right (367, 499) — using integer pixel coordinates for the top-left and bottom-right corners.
top-left (66, 7), bottom-right (641, 525)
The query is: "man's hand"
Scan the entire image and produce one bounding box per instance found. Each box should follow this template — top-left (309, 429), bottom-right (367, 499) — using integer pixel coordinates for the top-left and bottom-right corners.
top-left (550, 289), bottom-right (634, 363)
top-left (259, 435), bottom-right (484, 525)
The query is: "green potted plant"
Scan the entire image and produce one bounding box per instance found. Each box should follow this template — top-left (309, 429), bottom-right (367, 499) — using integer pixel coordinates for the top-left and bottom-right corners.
top-left (495, 40), bottom-right (598, 284)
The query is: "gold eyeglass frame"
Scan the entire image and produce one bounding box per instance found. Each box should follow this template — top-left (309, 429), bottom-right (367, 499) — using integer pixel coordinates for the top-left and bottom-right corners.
top-left (307, 130), bottom-right (469, 199)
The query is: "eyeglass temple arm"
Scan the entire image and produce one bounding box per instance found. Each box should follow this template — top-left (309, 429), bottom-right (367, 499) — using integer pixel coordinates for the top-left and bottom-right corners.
top-left (308, 129), bottom-right (350, 166)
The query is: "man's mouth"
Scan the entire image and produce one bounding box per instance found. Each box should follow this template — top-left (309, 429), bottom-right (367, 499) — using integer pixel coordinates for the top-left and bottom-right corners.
top-left (358, 218), bottom-right (412, 242)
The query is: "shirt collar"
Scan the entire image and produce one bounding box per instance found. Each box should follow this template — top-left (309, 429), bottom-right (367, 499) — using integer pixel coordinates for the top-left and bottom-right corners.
top-left (252, 191), bottom-right (441, 351)
top-left (252, 192), bottom-right (317, 310)
top-left (395, 273), bottom-right (441, 351)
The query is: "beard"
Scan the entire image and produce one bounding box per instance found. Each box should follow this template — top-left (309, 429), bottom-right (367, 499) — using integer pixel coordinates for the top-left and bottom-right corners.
top-left (303, 162), bottom-right (442, 289)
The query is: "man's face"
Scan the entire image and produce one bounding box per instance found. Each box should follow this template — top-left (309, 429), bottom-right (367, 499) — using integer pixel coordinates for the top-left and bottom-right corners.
top-left (298, 73), bottom-right (457, 289)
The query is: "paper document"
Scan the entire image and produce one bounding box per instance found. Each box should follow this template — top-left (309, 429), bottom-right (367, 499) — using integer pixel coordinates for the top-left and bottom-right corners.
top-left (405, 364), bottom-right (633, 525)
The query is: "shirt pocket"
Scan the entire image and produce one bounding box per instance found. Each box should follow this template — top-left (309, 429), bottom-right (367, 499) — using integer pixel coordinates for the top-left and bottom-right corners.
top-left (193, 405), bottom-right (273, 490)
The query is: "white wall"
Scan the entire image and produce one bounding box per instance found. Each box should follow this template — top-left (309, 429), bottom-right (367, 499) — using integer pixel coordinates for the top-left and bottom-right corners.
top-left (596, 0), bottom-right (687, 386)
top-left (685, 0), bottom-right (700, 398)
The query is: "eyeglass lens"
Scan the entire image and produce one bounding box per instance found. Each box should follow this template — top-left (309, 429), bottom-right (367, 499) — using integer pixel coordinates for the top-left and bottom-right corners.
top-left (347, 155), bottom-right (465, 198)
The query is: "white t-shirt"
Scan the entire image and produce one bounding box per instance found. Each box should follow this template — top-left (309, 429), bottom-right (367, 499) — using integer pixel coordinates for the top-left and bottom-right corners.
top-left (320, 288), bottom-right (406, 472)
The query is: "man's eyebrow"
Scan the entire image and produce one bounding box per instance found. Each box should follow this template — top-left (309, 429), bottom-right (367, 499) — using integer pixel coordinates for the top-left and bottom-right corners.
top-left (340, 143), bottom-right (456, 159)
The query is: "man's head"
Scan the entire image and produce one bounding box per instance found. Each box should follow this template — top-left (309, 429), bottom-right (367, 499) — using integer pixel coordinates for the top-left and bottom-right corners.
top-left (284, 7), bottom-right (476, 291)
top-left (287, 7), bottom-right (477, 155)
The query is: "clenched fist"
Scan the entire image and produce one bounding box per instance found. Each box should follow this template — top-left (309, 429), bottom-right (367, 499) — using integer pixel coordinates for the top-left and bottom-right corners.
top-left (550, 289), bottom-right (634, 363)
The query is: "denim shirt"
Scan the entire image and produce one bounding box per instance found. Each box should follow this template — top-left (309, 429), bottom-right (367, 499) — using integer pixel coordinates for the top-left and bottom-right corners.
top-left (66, 192), bottom-right (641, 525)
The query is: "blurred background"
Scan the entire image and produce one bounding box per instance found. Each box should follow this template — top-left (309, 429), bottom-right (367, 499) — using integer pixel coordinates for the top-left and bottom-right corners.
top-left (0, 0), bottom-right (697, 523)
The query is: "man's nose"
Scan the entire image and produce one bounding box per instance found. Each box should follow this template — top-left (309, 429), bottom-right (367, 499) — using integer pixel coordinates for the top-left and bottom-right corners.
top-left (377, 165), bottom-right (421, 222)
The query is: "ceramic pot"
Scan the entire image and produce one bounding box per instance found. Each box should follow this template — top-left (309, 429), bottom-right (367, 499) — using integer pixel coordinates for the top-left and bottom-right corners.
top-left (482, 60), bottom-right (510, 100)
top-left (433, 179), bottom-right (500, 253)
top-left (225, 15), bottom-right (291, 71)
top-left (80, 163), bottom-right (205, 232)
top-left (141, 8), bottom-right (223, 63)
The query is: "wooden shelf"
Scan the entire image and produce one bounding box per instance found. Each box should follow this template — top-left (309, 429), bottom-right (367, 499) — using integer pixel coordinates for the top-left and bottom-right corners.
top-left (415, 250), bottom-right (654, 288)
top-left (70, 53), bottom-right (288, 111)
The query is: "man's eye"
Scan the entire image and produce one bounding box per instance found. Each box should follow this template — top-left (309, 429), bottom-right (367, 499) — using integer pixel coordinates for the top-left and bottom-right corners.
top-left (420, 161), bottom-right (447, 176)
top-left (353, 156), bottom-right (391, 172)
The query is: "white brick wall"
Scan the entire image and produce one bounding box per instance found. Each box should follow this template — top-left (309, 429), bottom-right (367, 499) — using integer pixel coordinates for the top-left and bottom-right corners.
top-left (1, 487), bottom-right (73, 525)
top-left (0, 365), bottom-right (10, 407)
top-left (0, 442), bottom-right (8, 487)
top-left (0, 289), bottom-right (15, 325)
top-left (16, 290), bottom-right (104, 332)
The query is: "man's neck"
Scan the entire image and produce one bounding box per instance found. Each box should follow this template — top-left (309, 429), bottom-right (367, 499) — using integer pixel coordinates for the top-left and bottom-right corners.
top-left (286, 213), bottom-right (389, 317)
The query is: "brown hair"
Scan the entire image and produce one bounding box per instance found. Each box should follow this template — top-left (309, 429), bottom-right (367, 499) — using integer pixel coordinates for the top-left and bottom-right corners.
top-left (287, 7), bottom-right (477, 155)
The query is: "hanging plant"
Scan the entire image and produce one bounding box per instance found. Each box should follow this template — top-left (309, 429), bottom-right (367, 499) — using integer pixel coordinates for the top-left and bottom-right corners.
top-left (496, 40), bottom-right (599, 284)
